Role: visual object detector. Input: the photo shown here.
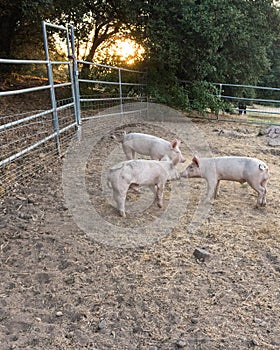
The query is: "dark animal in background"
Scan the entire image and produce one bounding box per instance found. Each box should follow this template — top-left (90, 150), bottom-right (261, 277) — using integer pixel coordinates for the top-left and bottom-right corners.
top-left (238, 101), bottom-right (247, 115)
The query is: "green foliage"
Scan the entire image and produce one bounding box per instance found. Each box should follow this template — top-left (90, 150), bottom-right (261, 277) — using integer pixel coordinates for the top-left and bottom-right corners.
top-left (142, 0), bottom-right (280, 110)
top-left (187, 81), bottom-right (227, 115)
top-left (147, 79), bottom-right (190, 110)
top-left (1, 0), bottom-right (280, 113)
top-left (258, 39), bottom-right (280, 102)
top-left (144, 0), bottom-right (280, 85)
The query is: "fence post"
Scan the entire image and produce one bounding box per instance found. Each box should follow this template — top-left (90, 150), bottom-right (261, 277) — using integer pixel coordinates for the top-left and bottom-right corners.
top-left (69, 25), bottom-right (81, 127)
top-left (42, 21), bottom-right (61, 155)
top-left (118, 68), bottom-right (124, 116)
top-left (218, 83), bottom-right (223, 120)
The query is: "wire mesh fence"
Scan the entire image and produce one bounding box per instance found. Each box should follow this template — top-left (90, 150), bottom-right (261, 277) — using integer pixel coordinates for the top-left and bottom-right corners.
top-left (3, 19), bottom-right (279, 198)
top-left (0, 21), bottom-right (148, 197)
top-left (77, 60), bottom-right (147, 121)
top-left (0, 100), bottom-right (77, 196)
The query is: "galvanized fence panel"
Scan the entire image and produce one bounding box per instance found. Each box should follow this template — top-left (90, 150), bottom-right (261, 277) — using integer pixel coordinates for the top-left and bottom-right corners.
top-left (182, 80), bottom-right (280, 125)
top-left (77, 60), bottom-right (147, 121)
top-left (0, 22), bottom-right (77, 195)
top-left (217, 83), bottom-right (280, 125)
top-left (0, 21), bottom-right (148, 196)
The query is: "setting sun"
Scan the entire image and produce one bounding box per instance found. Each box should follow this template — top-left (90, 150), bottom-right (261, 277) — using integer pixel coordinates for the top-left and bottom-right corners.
top-left (110, 39), bottom-right (145, 65)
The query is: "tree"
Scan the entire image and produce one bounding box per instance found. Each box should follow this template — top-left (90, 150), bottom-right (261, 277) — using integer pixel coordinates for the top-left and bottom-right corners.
top-left (1, 0), bottom-right (280, 111)
top-left (52, 0), bottom-right (147, 76)
top-left (0, 0), bottom-right (54, 59)
top-left (258, 39), bottom-right (280, 101)
top-left (0, 0), bottom-right (21, 58)
top-left (144, 0), bottom-right (280, 82)
top-left (142, 0), bottom-right (280, 107)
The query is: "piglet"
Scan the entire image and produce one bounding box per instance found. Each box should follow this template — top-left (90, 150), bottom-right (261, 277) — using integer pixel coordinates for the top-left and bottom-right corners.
top-left (107, 156), bottom-right (180, 217)
top-left (122, 132), bottom-right (185, 163)
top-left (180, 156), bottom-right (269, 207)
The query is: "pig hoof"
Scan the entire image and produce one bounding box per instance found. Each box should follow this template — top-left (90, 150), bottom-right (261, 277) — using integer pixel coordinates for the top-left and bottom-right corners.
top-left (157, 203), bottom-right (163, 208)
top-left (119, 211), bottom-right (126, 217)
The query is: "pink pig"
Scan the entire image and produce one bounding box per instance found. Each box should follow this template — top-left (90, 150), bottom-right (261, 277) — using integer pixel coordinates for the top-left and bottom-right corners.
top-left (122, 132), bottom-right (185, 163)
top-left (107, 156), bottom-right (180, 217)
top-left (180, 156), bottom-right (269, 207)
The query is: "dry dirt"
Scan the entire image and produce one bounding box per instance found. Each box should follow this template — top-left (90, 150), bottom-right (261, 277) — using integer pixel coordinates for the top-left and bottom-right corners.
top-left (0, 112), bottom-right (280, 350)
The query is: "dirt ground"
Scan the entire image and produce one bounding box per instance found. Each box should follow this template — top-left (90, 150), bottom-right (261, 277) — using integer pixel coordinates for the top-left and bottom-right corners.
top-left (0, 110), bottom-right (280, 350)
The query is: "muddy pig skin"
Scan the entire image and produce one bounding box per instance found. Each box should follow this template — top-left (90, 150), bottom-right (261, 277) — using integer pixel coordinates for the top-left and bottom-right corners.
top-left (107, 157), bottom-right (180, 217)
top-left (122, 132), bottom-right (185, 163)
top-left (180, 156), bottom-right (269, 207)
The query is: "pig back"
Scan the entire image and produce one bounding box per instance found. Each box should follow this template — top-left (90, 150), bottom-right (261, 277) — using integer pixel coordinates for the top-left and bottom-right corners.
top-left (108, 159), bottom-right (178, 189)
top-left (212, 157), bottom-right (268, 181)
top-left (123, 133), bottom-right (170, 158)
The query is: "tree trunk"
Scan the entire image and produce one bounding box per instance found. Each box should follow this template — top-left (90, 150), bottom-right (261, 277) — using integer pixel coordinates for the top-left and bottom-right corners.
top-left (80, 23), bottom-right (121, 78)
top-left (80, 39), bottom-right (100, 78)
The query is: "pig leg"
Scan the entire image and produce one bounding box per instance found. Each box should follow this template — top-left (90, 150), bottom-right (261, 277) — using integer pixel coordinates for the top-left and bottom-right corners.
top-left (256, 185), bottom-right (267, 208)
top-left (205, 177), bottom-right (218, 202)
top-left (155, 182), bottom-right (165, 208)
top-left (129, 183), bottom-right (141, 193)
top-left (113, 189), bottom-right (127, 217)
top-left (214, 180), bottom-right (221, 198)
top-left (259, 179), bottom-right (268, 207)
top-left (260, 178), bottom-right (268, 206)
top-left (122, 144), bottom-right (135, 160)
top-left (247, 178), bottom-right (267, 207)
top-left (148, 184), bottom-right (158, 203)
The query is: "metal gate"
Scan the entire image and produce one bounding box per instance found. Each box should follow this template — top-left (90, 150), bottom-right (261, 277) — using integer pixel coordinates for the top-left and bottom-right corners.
top-left (0, 21), bottom-right (147, 195)
top-left (42, 21), bottom-right (80, 154)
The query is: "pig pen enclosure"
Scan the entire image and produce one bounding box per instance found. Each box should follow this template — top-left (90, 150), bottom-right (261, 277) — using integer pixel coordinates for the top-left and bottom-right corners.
top-left (1, 102), bottom-right (280, 350)
top-left (1, 21), bottom-right (280, 350)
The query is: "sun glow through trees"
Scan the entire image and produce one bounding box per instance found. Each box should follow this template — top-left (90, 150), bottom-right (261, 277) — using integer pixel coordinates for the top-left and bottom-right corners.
top-left (108, 39), bottom-right (145, 65)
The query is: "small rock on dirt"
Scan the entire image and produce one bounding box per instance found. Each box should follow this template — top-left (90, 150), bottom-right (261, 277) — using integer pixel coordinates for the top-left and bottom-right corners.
top-left (98, 319), bottom-right (107, 330)
top-left (193, 248), bottom-right (211, 262)
top-left (176, 339), bottom-right (187, 348)
top-left (253, 317), bottom-right (267, 327)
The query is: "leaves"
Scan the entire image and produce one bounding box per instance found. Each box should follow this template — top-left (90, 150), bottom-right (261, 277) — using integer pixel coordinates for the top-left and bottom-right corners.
top-left (1, 0), bottom-right (280, 109)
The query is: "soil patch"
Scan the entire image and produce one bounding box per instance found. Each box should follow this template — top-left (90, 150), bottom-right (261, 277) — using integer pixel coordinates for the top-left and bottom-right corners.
top-left (0, 113), bottom-right (279, 349)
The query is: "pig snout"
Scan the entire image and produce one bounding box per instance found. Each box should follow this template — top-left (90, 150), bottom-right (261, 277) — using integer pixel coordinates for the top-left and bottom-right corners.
top-left (180, 162), bottom-right (200, 178)
top-left (180, 167), bottom-right (188, 178)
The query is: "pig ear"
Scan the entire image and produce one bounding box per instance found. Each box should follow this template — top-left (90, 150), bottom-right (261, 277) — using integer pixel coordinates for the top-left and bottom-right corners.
top-left (192, 155), bottom-right (200, 167)
top-left (170, 139), bottom-right (180, 149)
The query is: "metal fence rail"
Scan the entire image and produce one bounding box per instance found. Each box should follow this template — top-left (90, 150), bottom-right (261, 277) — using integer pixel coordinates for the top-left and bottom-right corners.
top-left (77, 60), bottom-right (147, 120)
top-left (216, 83), bottom-right (280, 123)
top-left (0, 21), bottom-right (77, 195)
top-left (0, 21), bottom-right (148, 196)
top-left (182, 80), bottom-right (280, 124)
